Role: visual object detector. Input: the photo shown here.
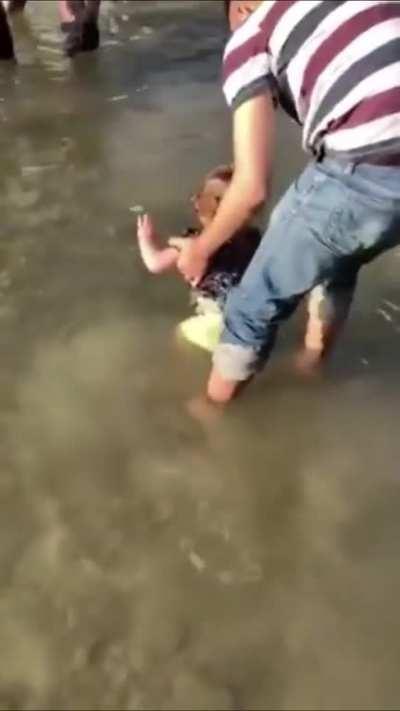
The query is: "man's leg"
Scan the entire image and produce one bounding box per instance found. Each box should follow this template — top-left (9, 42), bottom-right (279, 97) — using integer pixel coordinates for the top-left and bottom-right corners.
top-left (301, 264), bottom-right (359, 369)
top-left (208, 161), bottom-right (373, 403)
top-left (59, 0), bottom-right (100, 23)
top-left (59, 0), bottom-right (85, 23)
top-left (209, 236), bottom-right (340, 402)
top-left (3, 0), bottom-right (27, 13)
top-left (209, 158), bottom-right (400, 402)
top-left (0, 0), bottom-right (14, 59)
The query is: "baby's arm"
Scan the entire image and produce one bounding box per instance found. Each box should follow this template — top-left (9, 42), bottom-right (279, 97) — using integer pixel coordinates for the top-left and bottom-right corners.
top-left (137, 214), bottom-right (178, 274)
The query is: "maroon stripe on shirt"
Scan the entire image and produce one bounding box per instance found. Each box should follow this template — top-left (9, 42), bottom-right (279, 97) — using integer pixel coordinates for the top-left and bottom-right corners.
top-left (259, 0), bottom-right (297, 38)
top-left (223, 0), bottom-right (296, 84)
top-left (327, 87), bottom-right (400, 134)
top-left (301, 2), bottom-right (400, 102)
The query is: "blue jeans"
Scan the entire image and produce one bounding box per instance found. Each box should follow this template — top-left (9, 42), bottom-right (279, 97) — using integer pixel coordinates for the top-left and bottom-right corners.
top-left (214, 158), bottom-right (400, 380)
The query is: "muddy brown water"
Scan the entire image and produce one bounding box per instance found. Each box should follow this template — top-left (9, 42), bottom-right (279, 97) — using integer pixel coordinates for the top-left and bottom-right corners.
top-left (1, 2), bottom-right (400, 709)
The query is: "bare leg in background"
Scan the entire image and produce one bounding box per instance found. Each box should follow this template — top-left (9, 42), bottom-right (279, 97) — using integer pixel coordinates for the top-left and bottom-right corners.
top-left (0, 0), bottom-right (14, 59)
top-left (2, 0), bottom-right (27, 13)
top-left (59, 0), bottom-right (101, 57)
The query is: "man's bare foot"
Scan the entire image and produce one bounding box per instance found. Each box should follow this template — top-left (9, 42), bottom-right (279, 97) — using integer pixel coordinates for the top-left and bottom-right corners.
top-left (294, 348), bottom-right (325, 377)
top-left (187, 394), bottom-right (223, 427)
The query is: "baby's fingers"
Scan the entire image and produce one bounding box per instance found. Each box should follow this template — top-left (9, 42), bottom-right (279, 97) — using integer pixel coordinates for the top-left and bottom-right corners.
top-left (144, 213), bottom-right (153, 229)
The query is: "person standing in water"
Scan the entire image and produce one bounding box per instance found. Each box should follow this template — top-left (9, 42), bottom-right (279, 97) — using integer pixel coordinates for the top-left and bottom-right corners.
top-left (0, 0), bottom-right (16, 59)
top-left (172, 0), bottom-right (400, 404)
top-left (59, 0), bottom-right (101, 57)
top-left (0, 0), bottom-right (101, 59)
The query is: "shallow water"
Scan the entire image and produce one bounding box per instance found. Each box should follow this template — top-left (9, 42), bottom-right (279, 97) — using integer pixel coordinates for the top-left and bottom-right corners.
top-left (1, 2), bottom-right (400, 710)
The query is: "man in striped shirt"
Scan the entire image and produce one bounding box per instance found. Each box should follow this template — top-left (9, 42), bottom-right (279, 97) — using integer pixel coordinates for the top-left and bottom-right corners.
top-left (174, 0), bottom-right (400, 404)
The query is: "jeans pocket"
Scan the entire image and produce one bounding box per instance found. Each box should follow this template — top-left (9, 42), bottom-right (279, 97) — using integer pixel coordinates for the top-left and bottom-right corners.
top-left (318, 200), bottom-right (381, 257)
top-left (317, 207), bottom-right (354, 255)
top-left (291, 163), bottom-right (328, 215)
top-left (322, 199), bottom-right (400, 257)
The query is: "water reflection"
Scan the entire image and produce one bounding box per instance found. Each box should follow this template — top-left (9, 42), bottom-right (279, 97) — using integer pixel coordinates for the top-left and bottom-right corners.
top-left (1, 2), bottom-right (400, 710)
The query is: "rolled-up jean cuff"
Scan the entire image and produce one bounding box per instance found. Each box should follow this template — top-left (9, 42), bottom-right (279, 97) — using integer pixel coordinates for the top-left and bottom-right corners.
top-left (213, 343), bottom-right (260, 381)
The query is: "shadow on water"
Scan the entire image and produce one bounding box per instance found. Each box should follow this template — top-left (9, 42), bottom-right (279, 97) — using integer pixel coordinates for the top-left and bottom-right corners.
top-left (1, 2), bottom-right (400, 710)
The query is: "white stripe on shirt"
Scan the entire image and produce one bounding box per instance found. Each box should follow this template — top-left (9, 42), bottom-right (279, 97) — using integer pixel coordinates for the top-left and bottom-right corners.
top-left (306, 21), bottom-right (400, 147)
top-left (269, 0), bottom-right (323, 68)
top-left (224, 52), bottom-right (272, 106)
top-left (325, 110), bottom-right (400, 152)
top-left (286, 0), bottom-right (381, 121)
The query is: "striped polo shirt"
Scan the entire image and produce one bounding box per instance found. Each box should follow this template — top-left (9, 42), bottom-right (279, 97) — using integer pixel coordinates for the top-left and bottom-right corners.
top-left (223, 1), bottom-right (400, 160)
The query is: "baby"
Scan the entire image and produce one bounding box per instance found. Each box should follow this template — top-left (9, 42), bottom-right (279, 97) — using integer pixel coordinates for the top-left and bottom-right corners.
top-left (136, 165), bottom-right (262, 350)
top-left (136, 165), bottom-right (331, 362)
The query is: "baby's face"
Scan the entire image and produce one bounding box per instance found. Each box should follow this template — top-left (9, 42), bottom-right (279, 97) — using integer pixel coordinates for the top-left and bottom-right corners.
top-left (191, 177), bottom-right (229, 227)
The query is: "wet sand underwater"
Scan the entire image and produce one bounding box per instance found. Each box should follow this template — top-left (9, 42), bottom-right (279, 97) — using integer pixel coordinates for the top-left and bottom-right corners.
top-left (1, 1), bottom-right (400, 709)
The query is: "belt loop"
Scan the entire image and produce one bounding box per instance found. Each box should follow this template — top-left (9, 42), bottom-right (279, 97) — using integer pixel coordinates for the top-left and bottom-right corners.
top-left (343, 161), bottom-right (356, 175)
top-left (314, 144), bottom-right (325, 164)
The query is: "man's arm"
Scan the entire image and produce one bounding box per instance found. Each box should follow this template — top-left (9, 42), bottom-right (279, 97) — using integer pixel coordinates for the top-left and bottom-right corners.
top-left (170, 92), bottom-right (276, 284)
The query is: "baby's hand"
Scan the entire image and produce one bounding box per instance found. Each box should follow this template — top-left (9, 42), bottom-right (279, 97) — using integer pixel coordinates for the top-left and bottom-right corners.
top-left (136, 213), bottom-right (177, 273)
top-left (137, 213), bottom-right (156, 244)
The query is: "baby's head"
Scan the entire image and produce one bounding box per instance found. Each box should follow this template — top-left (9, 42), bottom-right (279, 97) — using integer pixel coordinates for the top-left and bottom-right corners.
top-left (191, 165), bottom-right (233, 227)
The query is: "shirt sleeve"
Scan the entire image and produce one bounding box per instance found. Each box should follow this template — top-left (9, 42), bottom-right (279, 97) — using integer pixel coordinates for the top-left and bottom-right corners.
top-left (222, 29), bottom-right (277, 111)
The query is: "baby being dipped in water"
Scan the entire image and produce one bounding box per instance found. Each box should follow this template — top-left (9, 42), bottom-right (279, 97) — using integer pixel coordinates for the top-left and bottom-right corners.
top-left (136, 165), bottom-right (262, 351)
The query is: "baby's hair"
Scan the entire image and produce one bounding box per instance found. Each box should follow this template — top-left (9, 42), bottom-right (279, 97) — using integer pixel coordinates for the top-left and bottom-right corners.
top-left (223, 0), bottom-right (231, 20)
top-left (205, 164), bottom-right (234, 184)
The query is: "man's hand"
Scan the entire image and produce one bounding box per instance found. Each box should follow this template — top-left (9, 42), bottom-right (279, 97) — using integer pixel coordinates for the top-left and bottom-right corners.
top-left (180, 93), bottom-right (275, 265)
top-left (168, 237), bottom-right (209, 285)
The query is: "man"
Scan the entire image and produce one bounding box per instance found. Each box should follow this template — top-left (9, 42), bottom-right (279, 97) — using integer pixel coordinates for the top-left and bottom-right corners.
top-left (59, 0), bottom-right (101, 57)
top-left (171, 0), bottom-right (400, 404)
top-left (0, 0), bottom-right (101, 59)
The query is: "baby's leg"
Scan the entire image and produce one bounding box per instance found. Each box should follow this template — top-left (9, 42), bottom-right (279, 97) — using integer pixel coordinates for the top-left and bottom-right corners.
top-left (137, 214), bottom-right (178, 274)
top-left (301, 267), bottom-right (359, 369)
